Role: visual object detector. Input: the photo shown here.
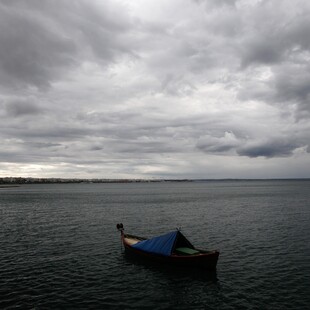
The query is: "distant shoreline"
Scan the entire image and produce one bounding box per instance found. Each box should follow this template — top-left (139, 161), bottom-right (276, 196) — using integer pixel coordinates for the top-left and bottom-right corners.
top-left (0, 177), bottom-right (192, 185)
top-left (0, 185), bottom-right (21, 188)
top-left (0, 177), bottom-right (309, 185)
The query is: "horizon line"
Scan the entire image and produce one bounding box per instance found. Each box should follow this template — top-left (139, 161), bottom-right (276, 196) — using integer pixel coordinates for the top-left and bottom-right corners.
top-left (1, 176), bottom-right (310, 182)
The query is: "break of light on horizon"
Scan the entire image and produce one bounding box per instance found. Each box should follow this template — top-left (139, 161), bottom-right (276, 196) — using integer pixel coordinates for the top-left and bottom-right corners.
top-left (0, 0), bottom-right (310, 179)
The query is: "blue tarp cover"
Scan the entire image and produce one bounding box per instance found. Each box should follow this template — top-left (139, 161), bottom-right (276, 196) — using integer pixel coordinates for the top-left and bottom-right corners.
top-left (132, 231), bottom-right (178, 256)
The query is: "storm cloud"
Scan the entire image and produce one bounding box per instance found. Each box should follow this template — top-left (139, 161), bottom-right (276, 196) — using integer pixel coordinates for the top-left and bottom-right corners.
top-left (0, 0), bottom-right (309, 179)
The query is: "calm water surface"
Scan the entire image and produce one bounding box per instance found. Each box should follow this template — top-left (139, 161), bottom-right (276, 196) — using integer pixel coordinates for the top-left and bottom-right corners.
top-left (1, 180), bottom-right (310, 309)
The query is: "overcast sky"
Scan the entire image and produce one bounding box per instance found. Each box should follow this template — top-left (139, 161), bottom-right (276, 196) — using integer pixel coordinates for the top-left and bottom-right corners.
top-left (0, 0), bottom-right (310, 179)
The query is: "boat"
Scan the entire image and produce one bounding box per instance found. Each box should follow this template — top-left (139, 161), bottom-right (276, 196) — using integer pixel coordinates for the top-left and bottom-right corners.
top-left (116, 223), bottom-right (219, 269)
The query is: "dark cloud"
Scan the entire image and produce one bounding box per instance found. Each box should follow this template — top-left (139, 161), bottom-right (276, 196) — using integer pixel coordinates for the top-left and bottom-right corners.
top-left (237, 139), bottom-right (301, 158)
top-left (241, 38), bottom-right (283, 67)
top-left (5, 99), bottom-right (44, 117)
top-left (234, 1), bottom-right (310, 117)
top-left (238, 62), bottom-right (310, 117)
top-left (197, 132), bottom-right (306, 159)
top-left (273, 64), bottom-right (310, 115)
top-left (0, 2), bottom-right (77, 89)
top-left (0, 0), bottom-right (133, 90)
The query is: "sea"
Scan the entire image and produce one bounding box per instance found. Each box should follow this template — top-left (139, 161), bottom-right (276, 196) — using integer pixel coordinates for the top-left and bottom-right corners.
top-left (0, 180), bottom-right (309, 309)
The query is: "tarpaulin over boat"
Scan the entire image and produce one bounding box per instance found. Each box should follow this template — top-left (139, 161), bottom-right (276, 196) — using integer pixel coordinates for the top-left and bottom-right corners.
top-left (132, 230), bottom-right (194, 256)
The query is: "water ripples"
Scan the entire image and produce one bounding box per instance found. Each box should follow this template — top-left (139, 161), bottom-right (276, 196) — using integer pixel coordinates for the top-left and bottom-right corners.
top-left (1, 181), bottom-right (310, 309)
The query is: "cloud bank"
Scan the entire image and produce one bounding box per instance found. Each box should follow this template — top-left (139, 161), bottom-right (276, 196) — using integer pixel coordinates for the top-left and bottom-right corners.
top-left (0, 0), bottom-right (309, 178)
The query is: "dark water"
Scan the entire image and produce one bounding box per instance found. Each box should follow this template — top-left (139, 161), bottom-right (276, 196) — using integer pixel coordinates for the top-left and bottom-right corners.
top-left (1, 180), bottom-right (310, 309)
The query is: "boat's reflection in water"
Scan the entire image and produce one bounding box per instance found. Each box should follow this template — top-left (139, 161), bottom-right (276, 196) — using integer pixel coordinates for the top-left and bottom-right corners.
top-left (122, 251), bottom-right (218, 283)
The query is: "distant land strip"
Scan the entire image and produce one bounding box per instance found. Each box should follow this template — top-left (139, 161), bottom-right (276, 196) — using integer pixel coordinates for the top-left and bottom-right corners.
top-left (0, 177), bottom-right (309, 185)
top-left (0, 177), bottom-right (192, 184)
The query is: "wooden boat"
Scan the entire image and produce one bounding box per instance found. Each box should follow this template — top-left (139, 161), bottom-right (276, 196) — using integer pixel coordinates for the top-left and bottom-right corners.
top-left (116, 223), bottom-right (219, 269)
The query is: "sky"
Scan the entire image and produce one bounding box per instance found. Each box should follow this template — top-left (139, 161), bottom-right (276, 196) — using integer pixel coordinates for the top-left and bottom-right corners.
top-left (0, 0), bottom-right (310, 179)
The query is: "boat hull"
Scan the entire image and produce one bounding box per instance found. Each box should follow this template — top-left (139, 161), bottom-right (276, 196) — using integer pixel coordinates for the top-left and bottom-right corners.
top-left (122, 233), bottom-right (219, 270)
